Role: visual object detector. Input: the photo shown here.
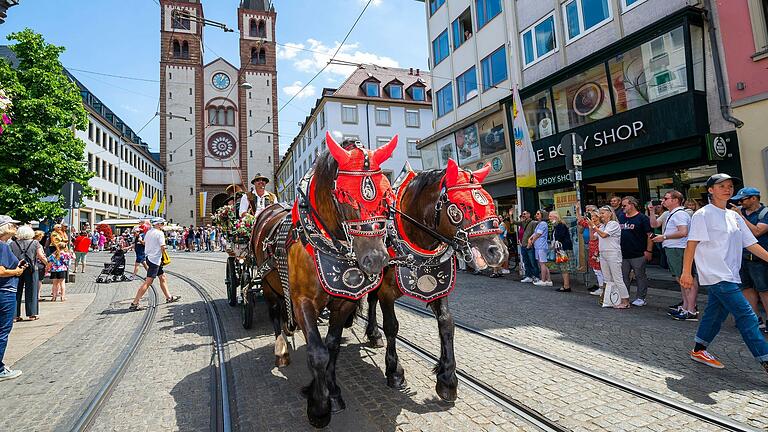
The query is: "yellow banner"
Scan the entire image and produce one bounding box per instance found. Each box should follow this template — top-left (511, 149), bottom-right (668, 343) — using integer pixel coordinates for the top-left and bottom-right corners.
top-left (198, 191), bottom-right (207, 217)
top-left (133, 183), bottom-right (144, 207)
top-left (149, 192), bottom-right (158, 211)
top-left (158, 196), bottom-right (165, 214)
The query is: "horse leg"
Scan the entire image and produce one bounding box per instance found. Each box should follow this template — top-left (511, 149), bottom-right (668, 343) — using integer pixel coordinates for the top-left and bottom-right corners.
top-left (324, 299), bottom-right (357, 413)
top-left (429, 297), bottom-right (458, 401)
top-left (267, 291), bottom-right (290, 367)
top-left (295, 299), bottom-right (331, 428)
top-left (379, 295), bottom-right (406, 388)
top-left (365, 290), bottom-right (384, 348)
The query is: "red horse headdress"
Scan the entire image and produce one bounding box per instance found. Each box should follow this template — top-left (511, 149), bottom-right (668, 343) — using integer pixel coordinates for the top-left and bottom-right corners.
top-left (442, 159), bottom-right (500, 237)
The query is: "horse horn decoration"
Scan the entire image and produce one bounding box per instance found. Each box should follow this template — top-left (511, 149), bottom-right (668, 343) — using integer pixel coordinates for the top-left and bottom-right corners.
top-left (372, 135), bottom-right (398, 166)
top-left (325, 131), bottom-right (351, 166)
top-left (473, 162), bottom-right (492, 183)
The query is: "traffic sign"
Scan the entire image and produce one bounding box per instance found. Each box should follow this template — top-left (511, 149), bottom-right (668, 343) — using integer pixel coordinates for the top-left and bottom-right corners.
top-left (61, 181), bottom-right (84, 208)
top-left (561, 133), bottom-right (585, 170)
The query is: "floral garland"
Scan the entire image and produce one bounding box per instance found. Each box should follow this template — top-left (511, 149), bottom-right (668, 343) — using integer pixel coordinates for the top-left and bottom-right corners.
top-left (211, 204), bottom-right (238, 232)
top-left (0, 89), bottom-right (12, 135)
top-left (231, 213), bottom-right (256, 239)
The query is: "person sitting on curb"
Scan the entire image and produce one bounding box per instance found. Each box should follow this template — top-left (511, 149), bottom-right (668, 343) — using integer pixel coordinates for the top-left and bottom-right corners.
top-left (129, 218), bottom-right (180, 311)
top-left (681, 174), bottom-right (768, 374)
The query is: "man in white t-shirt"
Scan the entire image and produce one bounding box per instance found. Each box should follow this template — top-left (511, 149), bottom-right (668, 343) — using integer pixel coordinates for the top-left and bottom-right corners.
top-left (681, 174), bottom-right (768, 374)
top-left (129, 218), bottom-right (180, 311)
top-left (650, 190), bottom-right (698, 320)
top-left (239, 174), bottom-right (278, 217)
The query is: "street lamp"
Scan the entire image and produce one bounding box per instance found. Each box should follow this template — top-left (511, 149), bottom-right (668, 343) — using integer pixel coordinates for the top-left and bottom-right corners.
top-left (240, 81), bottom-right (253, 90)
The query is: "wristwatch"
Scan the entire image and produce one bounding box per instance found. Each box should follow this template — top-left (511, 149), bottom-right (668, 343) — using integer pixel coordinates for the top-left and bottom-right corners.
top-left (662, 235), bottom-right (667, 240)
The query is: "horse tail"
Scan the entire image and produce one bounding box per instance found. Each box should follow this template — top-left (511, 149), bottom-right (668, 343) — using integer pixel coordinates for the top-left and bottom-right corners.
top-left (344, 299), bottom-right (363, 328)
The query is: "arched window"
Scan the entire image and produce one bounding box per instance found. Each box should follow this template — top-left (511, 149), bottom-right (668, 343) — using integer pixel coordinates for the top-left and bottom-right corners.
top-left (216, 107), bottom-right (226, 125)
top-left (258, 48), bottom-right (266, 64)
top-left (226, 107), bottom-right (235, 126)
top-left (172, 40), bottom-right (181, 58)
top-left (249, 19), bottom-right (258, 37)
top-left (181, 41), bottom-right (189, 59)
top-left (208, 107), bottom-right (216, 125)
top-left (257, 20), bottom-right (267, 38)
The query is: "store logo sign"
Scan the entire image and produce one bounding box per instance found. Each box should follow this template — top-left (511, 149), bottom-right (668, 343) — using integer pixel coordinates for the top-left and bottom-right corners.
top-left (536, 121), bottom-right (645, 162)
top-left (706, 133), bottom-right (730, 161)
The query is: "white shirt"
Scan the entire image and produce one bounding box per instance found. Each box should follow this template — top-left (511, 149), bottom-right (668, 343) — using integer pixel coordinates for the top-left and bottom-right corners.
top-left (598, 221), bottom-right (622, 253)
top-left (239, 190), bottom-right (269, 216)
top-left (144, 227), bottom-right (166, 266)
top-left (662, 207), bottom-right (690, 249)
top-left (688, 204), bottom-right (757, 285)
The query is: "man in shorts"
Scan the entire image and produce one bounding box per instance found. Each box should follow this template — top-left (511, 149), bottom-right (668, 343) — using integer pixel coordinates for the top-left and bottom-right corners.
top-left (681, 174), bottom-right (768, 373)
top-left (650, 190), bottom-right (698, 320)
top-left (129, 218), bottom-right (180, 311)
top-left (732, 187), bottom-right (768, 333)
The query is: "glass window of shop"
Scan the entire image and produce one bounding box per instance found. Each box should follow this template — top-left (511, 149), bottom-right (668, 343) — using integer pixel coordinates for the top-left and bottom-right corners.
top-left (477, 110), bottom-right (507, 155)
top-left (553, 63), bottom-right (612, 131)
top-left (646, 165), bottom-right (718, 207)
top-left (421, 144), bottom-right (439, 169)
top-left (522, 89), bottom-right (555, 141)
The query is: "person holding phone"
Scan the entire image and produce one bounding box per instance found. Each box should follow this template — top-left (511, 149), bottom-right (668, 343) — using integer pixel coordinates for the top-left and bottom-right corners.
top-left (0, 215), bottom-right (25, 381)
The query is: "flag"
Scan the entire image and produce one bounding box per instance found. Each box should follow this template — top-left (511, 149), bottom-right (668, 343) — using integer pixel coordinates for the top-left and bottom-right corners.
top-left (512, 85), bottom-right (537, 188)
top-left (149, 192), bottom-right (158, 211)
top-left (158, 196), bottom-right (166, 214)
top-left (133, 183), bottom-right (144, 207)
top-left (199, 191), bottom-right (207, 217)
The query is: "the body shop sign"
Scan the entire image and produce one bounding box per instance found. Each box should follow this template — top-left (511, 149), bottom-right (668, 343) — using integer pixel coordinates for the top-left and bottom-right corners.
top-left (536, 121), bottom-right (645, 162)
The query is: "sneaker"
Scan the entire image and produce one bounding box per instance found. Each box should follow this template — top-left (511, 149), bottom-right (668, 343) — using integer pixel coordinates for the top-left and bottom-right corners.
top-left (0, 367), bottom-right (21, 381)
top-left (545, 281), bottom-right (553, 286)
top-left (533, 280), bottom-right (548, 286)
top-left (671, 310), bottom-right (699, 321)
top-left (520, 277), bottom-right (533, 283)
top-left (589, 288), bottom-right (603, 296)
top-left (631, 299), bottom-right (647, 307)
top-left (668, 301), bottom-right (683, 312)
top-left (667, 306), bottom-right (684, 316)
top-left (759, 317), bottom-right (766, 330)
top-left (690, 350), bottom-right (724, 369)
top-left (501, 269), bottom-right (510, 274)
top-left (489, 272), bottom-right (502, 278)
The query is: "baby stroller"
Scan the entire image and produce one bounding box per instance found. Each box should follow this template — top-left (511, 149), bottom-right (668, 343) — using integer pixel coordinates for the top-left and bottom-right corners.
top-left (96, 248), bottom-right (129, 283)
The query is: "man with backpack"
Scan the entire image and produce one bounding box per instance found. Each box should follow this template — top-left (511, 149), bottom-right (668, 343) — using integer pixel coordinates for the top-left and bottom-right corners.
top-left (732, 187), bottom-right (768, 334)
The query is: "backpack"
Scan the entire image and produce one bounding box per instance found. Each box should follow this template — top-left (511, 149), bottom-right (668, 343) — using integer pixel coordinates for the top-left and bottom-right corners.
top-left (13, 240), bottom-right (36, 275)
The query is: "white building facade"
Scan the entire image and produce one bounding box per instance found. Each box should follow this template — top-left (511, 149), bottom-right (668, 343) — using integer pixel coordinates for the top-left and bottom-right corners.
top-left (284, 65), bottom-right (434, 189)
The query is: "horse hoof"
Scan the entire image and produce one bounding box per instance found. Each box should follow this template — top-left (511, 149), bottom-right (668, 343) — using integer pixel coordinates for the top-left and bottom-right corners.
top-left (330, 394), bottom-right (346, 413)
top-left (275, 355), bottom-right (290, 367)
top-left (307, 401), bottom-right (331, 429)
top-left (368, 335), bottom-right (385, 348)
top-left (386, 374), bottom-right (406, 389)
top-left (435, 382), bottom-right (458, 402)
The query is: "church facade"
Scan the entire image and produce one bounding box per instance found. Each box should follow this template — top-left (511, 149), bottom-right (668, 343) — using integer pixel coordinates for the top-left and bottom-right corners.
top-left (159, 0), bottom-right (279, 226)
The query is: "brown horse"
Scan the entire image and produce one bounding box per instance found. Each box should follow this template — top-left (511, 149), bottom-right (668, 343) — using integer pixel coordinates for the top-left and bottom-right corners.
top-left (251, 132), bottom-right (399, 428)
top-left (365, 158), bottom-right (508, 401)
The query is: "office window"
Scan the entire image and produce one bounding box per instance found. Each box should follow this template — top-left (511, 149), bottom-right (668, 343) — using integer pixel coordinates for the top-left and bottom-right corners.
top-left (521, 13), bottom-right (557, 67)
top-left (451, 8), bottom-right (473, 50)
top-left (410, 86), bottom-right (426, 101)
top-left (365, 82), bottom-right (380, 97)
top-left (341, 104), bottom-right (358, 124)
top-left (435, 83), bottom-right (454, 117)
top-left (476, 0), bottom-right (502, 29)
top-left (96, 127), bottom-right (101, 145)
top-left (456, 66), bottom-right (478, 105)
top-left (376, 136), bottom-right (392, 148)
top-left (388, 85), bottom-right (403, 99)
top-left (563, 0), bottom-right (612, 42)
top-left (407, 139), bottom-right (421, 158)
top-left (405, 109), bottom-right (420, 128)
top-left (375, 107), bottom-right (391, 126)
top-left (480, 46), bottom-right (508, 91)
top-left (432, 30), bottom-right (450, 66)
top-left (88, 122), bottom-right (93, 141)
top-left (429, 0), bottom-right (445, 15)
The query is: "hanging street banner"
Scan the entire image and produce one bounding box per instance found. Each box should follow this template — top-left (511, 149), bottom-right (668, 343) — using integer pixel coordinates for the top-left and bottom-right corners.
top-left (199, 191), bottom-right (208, 218)
top-left (133, 183), bottom-right (144, 207)
top-left (512, 86), bottom-right (537, 188)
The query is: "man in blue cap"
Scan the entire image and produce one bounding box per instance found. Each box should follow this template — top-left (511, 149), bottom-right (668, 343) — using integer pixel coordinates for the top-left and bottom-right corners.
top-left (732, 186), bottom-right (768, 334)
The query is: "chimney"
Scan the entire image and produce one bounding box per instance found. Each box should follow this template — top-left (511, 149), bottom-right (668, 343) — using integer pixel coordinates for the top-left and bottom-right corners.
top-left (416, 68), bottom-right (420, 76)
top-left (409, 67), bottom-right (413, 75)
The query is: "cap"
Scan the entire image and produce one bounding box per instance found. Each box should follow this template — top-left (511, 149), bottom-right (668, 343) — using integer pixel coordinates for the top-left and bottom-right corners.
top-left (732, 187), bottom-right (761, 201)
top-left (705, 173), bottom-right (740, 188)
top-left (150, 217), bottom-right (166, 225)
top-left (250, 173), bottom-right (269, 184)
top-left (0, 215), bottom-right (20, 228)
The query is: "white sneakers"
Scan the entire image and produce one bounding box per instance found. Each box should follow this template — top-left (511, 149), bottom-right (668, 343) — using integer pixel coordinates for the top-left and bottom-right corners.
top-left (0, 367), bottom-right (22, 381)
top-left (631, 298), bottom-right (647, 307)
top-left (501, 269), bottom-right (510, 274)
top-left (533, 280), bottom-right (553, 286)
top-left (520, 277), bottom-right (533, 283)
top-left (589, 288), bottom-right (603, 296)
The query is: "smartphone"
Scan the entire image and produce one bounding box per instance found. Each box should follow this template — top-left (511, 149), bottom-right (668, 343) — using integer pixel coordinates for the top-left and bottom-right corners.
top-left (651, 200), bottom-right (661, 206)
top-left (17, 259), bottom-right (27, 267)
top-left (585, 212), bottom-right (592, 219)
top-left (649, 233), bottom-right (658, 239)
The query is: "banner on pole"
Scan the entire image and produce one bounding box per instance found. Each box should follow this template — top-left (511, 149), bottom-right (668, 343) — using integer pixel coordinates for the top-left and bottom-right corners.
top-left (158, 196), bottom-right (166, 215)
top-left (133, 183), bottom-right (144, 207)
top-left (512, 86), bottom-right (537, 188)
top-left (199, 191), bottom-right (207, 218)
top-left (149, 192), bottom-right (158, 212)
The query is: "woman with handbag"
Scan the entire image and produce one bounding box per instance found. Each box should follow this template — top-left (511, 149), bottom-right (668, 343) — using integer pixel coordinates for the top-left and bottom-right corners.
top-left (529, 210), bottom-right (552, 287)
top-left (129, 218), bottom-right (180, 311)
top-left (589, 206), bottom-right (630, 309)
top-left (549, 213), bottom-right (575, 292)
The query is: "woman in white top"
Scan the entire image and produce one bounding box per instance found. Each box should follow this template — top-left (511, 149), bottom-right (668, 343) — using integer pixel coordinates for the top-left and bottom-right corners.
top-left (588, 206), bottom-right (630, 309)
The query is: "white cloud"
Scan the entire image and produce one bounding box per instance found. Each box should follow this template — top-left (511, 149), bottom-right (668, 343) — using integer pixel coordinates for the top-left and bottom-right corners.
top-left (276, 42), bottom-right (304, 60)
top-left (286, 38), bottom-right (400, 78)
top-left (361, 0), bottom-right (383, 6)
top-left (282, 81), bottom-right (317, 99)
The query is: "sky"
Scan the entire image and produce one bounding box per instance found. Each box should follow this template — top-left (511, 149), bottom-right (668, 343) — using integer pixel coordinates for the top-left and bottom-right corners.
top-left (0, 0), bottom-right (429, 155)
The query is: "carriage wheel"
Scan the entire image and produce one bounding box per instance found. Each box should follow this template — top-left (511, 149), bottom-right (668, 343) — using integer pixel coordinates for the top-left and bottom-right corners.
top-left (241, 292), bottom-right (254, 329)
top-left (226, 257), bottom-right (238, 307)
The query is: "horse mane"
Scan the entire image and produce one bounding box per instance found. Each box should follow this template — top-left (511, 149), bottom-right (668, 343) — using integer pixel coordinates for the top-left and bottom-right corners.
top-left (311, 149), bottom-right (351, 237)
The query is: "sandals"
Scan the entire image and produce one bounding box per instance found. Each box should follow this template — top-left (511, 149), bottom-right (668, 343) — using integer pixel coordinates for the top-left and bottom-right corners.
top-left (13, 317), bottom-right (23, 322)
top-left (613, 304), bottom-right (631, 309)
top-left (128, 303), bottom-right (146, 311)
top-left (27, 316), bottom-right (39, 321)
top-left (556, 288), bottom-right (572, 292)
top-left (166, 295), bottom-right (181, 304)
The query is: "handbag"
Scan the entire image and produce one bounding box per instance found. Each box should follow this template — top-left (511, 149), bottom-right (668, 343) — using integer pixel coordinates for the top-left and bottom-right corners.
top-left (161, 249), bottom-right (171, 266)
top-left (601, 282), bottom-right (621, 307)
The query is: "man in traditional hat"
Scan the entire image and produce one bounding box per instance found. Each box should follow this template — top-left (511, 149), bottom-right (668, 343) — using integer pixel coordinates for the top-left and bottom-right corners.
top-left (239, 173), bottom-right (278, 217)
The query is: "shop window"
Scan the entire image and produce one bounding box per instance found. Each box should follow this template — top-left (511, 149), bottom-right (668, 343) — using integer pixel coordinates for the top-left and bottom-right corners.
top-left (646, 166), bottom-right (718, 206)
top-left (523, 90), bottom-right (556, 141)
top-left (563, 0), bottom-right (612, 43)
top-left (429, 0), bottom-right (445, 16)
top-left (435, 83), bottom-right (454, 117)
top-left (405, 109), bottom-right (420, 128)
top-left (521, 13), bottom-right (557, 67)
top-left (420, 143), bottom-right (439, 169)
top-left (477, 110), bottom-right (506, 156)
top-left (407, 139), bottom-right (421, 158)
top-left (553, 63), bottom-right (611, 131)
top-left (608, 26), bottom-right (688, 114)
top-left (437, 135), bottom-right (458, 166)
top-left (481, 46), bottom-right (508, 91)
top-left (375, 107), bottom-right (391, 126)
top-left (476, 0), bottom-right (502, 29)
top-left (456, 66), bottom-right (478, 105)
top-left (455, 124), bottom-right (480, 164)
top-left (341, 104), bottom-right (358, 124)
top-left (432, 30), bottom-right (450, 66)
top-left (451, 8), bottom-right (473, 50)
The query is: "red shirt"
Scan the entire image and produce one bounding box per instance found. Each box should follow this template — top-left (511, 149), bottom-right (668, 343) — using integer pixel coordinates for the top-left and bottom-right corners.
top-left (73, 235), bottom-right (91, 253)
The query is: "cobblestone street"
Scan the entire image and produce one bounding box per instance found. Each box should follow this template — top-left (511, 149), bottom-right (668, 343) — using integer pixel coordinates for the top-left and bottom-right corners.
top-left (1, 252), bottom-right (767, 431)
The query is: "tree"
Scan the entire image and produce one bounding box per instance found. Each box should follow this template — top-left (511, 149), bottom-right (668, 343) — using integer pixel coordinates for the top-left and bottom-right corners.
top-left (0, 29), bottom-right (92, 222)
